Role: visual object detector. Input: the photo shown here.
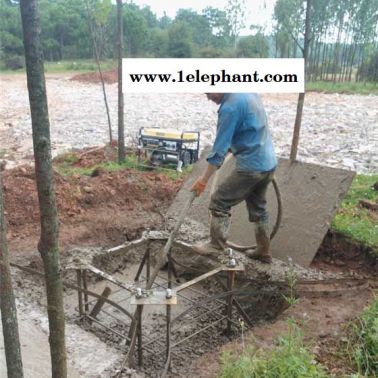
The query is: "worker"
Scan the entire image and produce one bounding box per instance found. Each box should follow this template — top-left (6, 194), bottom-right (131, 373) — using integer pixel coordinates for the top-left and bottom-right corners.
top-left (190, 93), bottom-right (277, 264)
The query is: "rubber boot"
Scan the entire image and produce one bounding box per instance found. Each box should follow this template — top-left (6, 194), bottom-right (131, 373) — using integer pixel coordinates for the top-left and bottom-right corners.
top-left (247, 223), bottom-right (272, 264)
top-left (192, 214), bottom-right (230, 259)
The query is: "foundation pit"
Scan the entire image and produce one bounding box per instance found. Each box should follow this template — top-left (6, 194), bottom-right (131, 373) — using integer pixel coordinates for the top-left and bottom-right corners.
top-left (62, 234), bottom-right (290, 377)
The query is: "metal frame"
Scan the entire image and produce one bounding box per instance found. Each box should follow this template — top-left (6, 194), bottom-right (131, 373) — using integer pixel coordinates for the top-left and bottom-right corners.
top-left (64, 233), bottom-right (250, 376)
top-left (10, 241), bottom-right (368, 378)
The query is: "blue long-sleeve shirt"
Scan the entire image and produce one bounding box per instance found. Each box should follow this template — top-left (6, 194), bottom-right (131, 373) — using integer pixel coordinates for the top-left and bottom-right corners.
top-left (207, 93), bottom-right (277, 173)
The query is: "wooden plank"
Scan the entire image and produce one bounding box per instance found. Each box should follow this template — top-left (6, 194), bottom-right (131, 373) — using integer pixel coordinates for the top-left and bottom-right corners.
top-left (88, 286), bottom-right (112, 322)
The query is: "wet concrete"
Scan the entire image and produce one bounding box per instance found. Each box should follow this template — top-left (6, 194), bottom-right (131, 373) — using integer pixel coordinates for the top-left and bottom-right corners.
top-left (74, 243), bottom-right (291, 377)
top-left (0, 308), bottom-right (81, 378)
top-left (167, 152), bottom-right (355, 267)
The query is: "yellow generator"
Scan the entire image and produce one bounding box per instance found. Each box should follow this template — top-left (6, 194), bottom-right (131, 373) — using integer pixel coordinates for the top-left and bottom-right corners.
top-left (138, 127), bottom-right (200, 170)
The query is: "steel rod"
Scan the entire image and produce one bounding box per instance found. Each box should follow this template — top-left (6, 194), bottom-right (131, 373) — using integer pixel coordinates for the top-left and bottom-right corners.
top-left (100, 308), bottom-right (133, 328)
top-left (226, 271), bottom-right (235, 336)
top-left (83, 316), bottom-right (155, 356)
top-left (86, 315), bottom-right (129, 343)
top-left (83, 270), bottom-right (89, 313)
top-left (175, 267), bottom-right (223, 292)
top-left (76, 269), bottom-right (83, 316)
top-left (137, 305), bottom-right (143, 367)
top-left (215, 276), bottom-right (253, 327)
top-left (146, 246), bottom-right (150, 283)
top-left (134, 248), bottom-right (149, 282)
top-left (171, 316), bottom-right (227, 349)
top-left (85, 264), bottom-right (134, 292)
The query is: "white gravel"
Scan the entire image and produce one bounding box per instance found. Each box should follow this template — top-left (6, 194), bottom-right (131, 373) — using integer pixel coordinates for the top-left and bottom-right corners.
top-left (1, 73), bottom-right (377, 173)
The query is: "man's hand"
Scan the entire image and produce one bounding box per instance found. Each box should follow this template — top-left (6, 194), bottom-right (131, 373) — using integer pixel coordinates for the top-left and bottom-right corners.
top-left (190, 178), bottom-right (207, 196)
top-left (190, 163), bottom-right (218, 196)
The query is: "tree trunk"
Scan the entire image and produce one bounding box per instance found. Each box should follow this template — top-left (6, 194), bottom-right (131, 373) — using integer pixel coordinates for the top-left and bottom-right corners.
top-left (314, 39), bottom-right (322, 81)
top-left (307, 36), bottom-right (315, 80)
top-left (117, 0), bottom-right (125, 163)
top-left (275, 33), bottom-right (278, 58)
top-left (332, 13), bottom-right (344, 83)
top-left (290, 0), bottom-right (311, 163)
top-left (19, 1), bottom-right (67, 377)
top-left (0, 167), bottom-right (24, 378)
top-left (325, 44), bottom-right (332, 80)
top-left (59, 31), bottom-right (64, 60)
top-left (320, 41), bottom-right (328, 81)
top-left (347, 43), bottom-right (357, 81)
top-left (340, 22), bottom-right (351, 82)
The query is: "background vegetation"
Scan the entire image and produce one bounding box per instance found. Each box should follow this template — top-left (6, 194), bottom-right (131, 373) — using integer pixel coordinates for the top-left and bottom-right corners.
top-left (1, 0), bottom-right (377, 85)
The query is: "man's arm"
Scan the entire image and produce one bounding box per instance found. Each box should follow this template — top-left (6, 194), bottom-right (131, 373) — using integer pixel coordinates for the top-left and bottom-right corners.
top-left (191, 105), bottom-right (238, 196)
top-left (206, 106), bottom-right (238, 167)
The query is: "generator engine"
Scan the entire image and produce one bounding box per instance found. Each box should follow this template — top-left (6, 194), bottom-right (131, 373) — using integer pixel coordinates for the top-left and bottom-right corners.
top-left (138, 128), bottom-right (200, 170)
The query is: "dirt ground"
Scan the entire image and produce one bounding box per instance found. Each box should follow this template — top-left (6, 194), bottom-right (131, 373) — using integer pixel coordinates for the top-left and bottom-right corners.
top-left (1, 71), bottom-right (377, 377)
top-left (3, 147), bottom-right (182, 257)
top-left (71, 69), bottom-right (118, 84)
top-left (2, 146), bottom-right (376, 377)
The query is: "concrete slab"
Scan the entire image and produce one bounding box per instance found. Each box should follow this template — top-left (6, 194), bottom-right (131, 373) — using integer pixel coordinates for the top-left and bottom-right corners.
top-left (167, 152), bottom-right (355, 267)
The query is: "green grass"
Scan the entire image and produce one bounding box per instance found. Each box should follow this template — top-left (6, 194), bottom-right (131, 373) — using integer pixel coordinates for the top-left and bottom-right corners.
top-left (53, 151), bottom-right (188, 181)
top-left (54, 153), bottom-right (140, 177)
top-left (0, 59), bottom-right (116, 74)
top-left (307, 81), bottom-right (378, 95)
top-left (345, 298), bottom-right (378, 376)
top-left (219, 319), bottom-right (328, 378)
top-left (44, 59), bottom-right (116, 73)
top-left (331, 174), bottom-right (378, 255)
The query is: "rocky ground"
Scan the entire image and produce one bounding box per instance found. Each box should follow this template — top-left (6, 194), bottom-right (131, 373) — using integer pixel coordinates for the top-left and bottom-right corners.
top-left (1, 72), bottom-right (377, 172)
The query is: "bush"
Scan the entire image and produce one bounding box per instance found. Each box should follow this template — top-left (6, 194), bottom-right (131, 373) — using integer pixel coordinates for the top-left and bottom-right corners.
top-left (219, 320), bottom-right (328, 378)
top-left (3, 55), bottom-right (25, 70)
top-left (198, 46), bottom-right (225, 58)
top-left (357, 52), bottom-right (378, 83)
top-left (347, 298), bottom-right (378, 376)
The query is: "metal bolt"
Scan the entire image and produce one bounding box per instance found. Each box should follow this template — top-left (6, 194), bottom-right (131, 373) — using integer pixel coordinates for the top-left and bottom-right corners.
top-left (136, 287), bottom-right (143, 299)
top-left (228, 258), bottom-right (236, 267)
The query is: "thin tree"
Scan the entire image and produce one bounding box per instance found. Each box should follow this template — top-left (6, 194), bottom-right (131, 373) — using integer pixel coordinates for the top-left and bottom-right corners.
top-left (0, 163), bottom-right (24, 378)
top-left (289, 0), bottom-right (312, 162)
top-left (117, 0), bottom-right (125, 163)
top-left (19, 1), bottom-right (67, 376)
top-left (226, 0), bottom-right (246, 50)
top-left (84, 0), bottom-right (113, 145)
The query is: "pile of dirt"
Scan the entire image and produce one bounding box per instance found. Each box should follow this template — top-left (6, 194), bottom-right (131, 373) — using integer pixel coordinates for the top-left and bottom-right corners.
top-left (3, 147), bottom-right (182, 253)
top-left (70, 69), bottom-right (118, 84)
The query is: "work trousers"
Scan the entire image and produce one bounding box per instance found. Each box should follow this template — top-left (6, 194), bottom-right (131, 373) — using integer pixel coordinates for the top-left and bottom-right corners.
top-left (209, 168), bottom-right (275, 224)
